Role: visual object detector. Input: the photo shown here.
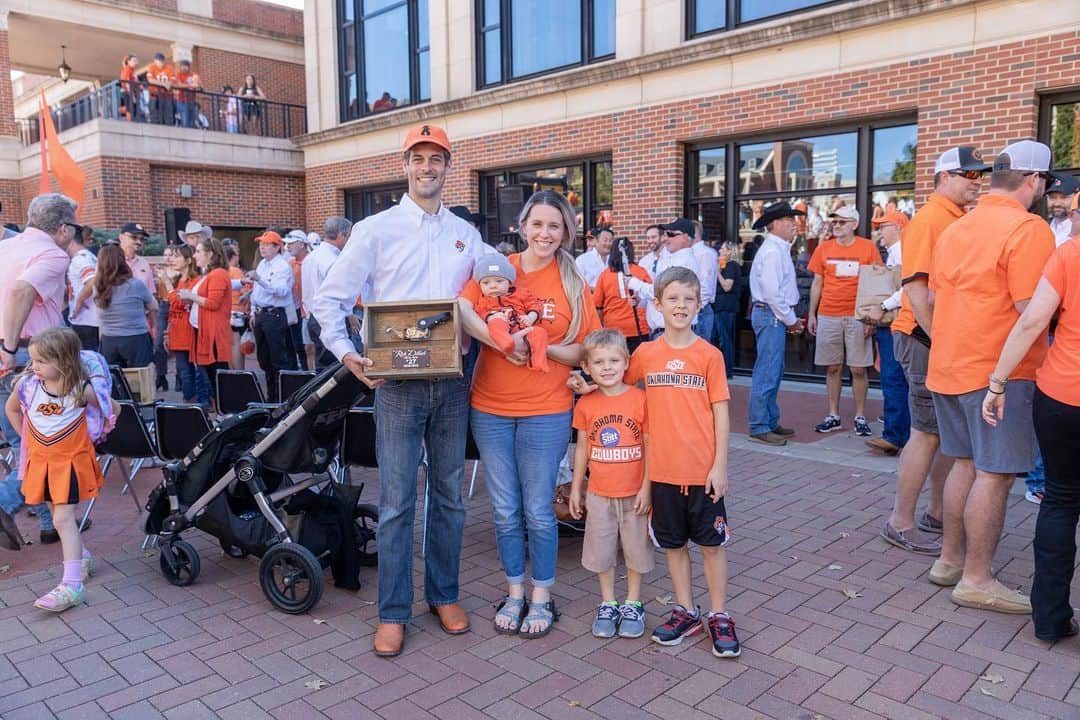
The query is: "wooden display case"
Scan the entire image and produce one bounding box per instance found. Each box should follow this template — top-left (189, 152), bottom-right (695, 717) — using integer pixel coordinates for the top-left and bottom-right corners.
top-left (362, 299), bottom-right (462, 380)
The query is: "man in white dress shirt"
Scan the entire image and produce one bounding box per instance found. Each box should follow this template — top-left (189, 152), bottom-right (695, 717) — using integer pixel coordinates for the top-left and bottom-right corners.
top-left (747, 202), bottom-right (806, 447)
top-left (690, 220), bottom-right (719, 343)
top-left (312, 125), bottom-right (486, 657)
top-left (246, 230), bottom-right (296, 402)
top-left (1046, 172), bottom-right (1078, 247)
top-left (625, 218), bottom-right (699, 336)
top-left (302, 216), bottom-right (352, 369)
top-left (638, 224), bottom-right (663, 279)
top-left (574, 226), bottom-right (613, 289)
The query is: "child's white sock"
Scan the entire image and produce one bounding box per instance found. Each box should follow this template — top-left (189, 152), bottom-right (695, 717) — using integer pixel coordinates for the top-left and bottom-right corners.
top-left (62, 560), bottom-right (83, 591)
top-left (81, 546), bottom-right (91, 560)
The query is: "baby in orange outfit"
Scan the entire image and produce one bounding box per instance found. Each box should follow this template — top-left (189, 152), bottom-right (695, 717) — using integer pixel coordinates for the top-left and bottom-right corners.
top-left (473, 254), bottom-right (549, 372)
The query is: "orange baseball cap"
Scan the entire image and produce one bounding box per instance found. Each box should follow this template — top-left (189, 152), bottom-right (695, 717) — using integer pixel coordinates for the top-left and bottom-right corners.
top-left (256, 230), bottom-right (282, 245)
top-left (872, 210), bottom-right (909, 228)
top-left (403, 124), bottom-right (451, 153)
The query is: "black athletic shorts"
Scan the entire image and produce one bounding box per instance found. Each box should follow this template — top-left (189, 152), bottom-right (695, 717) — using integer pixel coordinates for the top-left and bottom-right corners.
top-left (650, 483), bottom-right (731, 549)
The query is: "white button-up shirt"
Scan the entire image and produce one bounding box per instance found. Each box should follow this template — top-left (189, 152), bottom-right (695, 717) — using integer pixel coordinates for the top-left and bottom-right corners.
top-left (692, 241), bottom-right (719, 305)
top-left (882, 241), bottom-right (903, 311)
top-left (574, 248), bottom-right (606, 289)
top-left (626, 246), bottom-right (699, 331)
top-left (1050, 216), bottom-right (1072, 247)
top-left (749, 233), bottom-right (799, 326)
top-left (300, 241), bottom-right (340, 314)
top-left (312, 193), bottom-right (485, 361)
top-left (250, 253), bottom-right (293, 310)
top-left (639, 250), bottom-right (661, 279)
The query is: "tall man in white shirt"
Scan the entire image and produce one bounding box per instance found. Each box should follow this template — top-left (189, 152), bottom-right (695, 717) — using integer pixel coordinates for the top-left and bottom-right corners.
top-left (748, 202), bottom-right (806, 447)
top-left (638, 224), bottom-right (662, 278)
top-left (246, 230), bottom-right (296, 402)
top-left (1046, 172), bottom-right (1078, 247)
top-left (302, 216), bottom-right (352, 370)
top-left (574, 226), bottom-right (612, 289)
top-left (312, 125), bottom-right (487, 657)
top-left (690, 220), bottom-right (719, 343)
top-left (625, 218), bottom-right (699, 337)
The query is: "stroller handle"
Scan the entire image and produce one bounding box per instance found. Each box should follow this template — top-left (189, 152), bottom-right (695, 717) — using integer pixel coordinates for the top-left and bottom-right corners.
top-left (332, 363), bottom-right (355, 384)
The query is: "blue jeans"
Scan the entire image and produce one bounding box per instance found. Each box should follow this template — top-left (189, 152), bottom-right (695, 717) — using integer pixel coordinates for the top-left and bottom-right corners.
top-left (714, 309), bottom-right (737, 377)
top-left (374, 378), bottom-right (469, 623)
top-left (876, 327), bottom-right (910, 448)
top-left (749, 306), bottom-right (786, 436)
top-left (694, 305), bottom-right (716, 344)
top-left (470, 409), bottom-right (571, 587)
top-left (0, 348), bottom-right (52, 529)
top-left (177, 101), bottom-right (196, 128)
top-left (173, 350), bottom-right (210, 405)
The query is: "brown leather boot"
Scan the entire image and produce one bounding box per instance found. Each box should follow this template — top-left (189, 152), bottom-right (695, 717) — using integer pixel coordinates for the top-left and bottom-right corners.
top-left (373, 623), bottom-right (405, 657)
top-left (429, 603), bottom-right (470, 635)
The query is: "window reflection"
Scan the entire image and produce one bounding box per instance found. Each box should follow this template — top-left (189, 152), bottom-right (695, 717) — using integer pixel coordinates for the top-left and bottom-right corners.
top-left (872, 125), bottom-right (917, 185)
top-left (364, 6), bottom-right (410, 112)
top-left (740, 0), bottom-right (833, 22)
top-left (344, 184), bottom-right (408, 222)
top-left (693, 0), bottom-right (726, 34)
top-left (1049, 100), bottom-right (1080, 171)
top-left (738, 133), bottom-right (857, 194)
top-left (696, 146), bottom-right (726, 197)
top-left (593, 0), bottom-right (615, 57)
top-left (512, 0), bottom-right (581, 77)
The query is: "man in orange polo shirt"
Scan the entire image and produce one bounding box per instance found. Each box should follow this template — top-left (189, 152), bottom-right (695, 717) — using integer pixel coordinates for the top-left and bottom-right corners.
top-left (882, 147), bottom-right (987, 556)
top-left (927, 140), bottom-right (1056, 614)
top-left (807, 205), bottom-right (880, 436)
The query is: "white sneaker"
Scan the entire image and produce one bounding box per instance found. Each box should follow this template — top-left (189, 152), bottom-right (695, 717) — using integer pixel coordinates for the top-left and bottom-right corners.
top-left (1025, 491), bottom-right (1044, 505)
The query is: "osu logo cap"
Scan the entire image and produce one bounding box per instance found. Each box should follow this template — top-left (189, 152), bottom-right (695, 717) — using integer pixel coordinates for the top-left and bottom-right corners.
top-left (403, 124), bottom-right (451, 153)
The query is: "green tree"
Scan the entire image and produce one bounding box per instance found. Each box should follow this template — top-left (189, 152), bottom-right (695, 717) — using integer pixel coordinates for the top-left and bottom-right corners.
top-left (1050, 103), bottom-right (1076, 169)
top-left (890, 142), bottom-right (917, 183)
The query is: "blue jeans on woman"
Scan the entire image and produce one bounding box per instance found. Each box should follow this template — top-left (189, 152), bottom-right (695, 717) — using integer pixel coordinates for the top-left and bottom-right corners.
top-left (876, 326), bottom-right (910, 448)
top-left (749, 305), bottom-right (786, 436)
top-left (173, 350), bottom-right (210, 406)
top-left (374, 378), bottom-right (469, 624)
top-left (470, 409), bottom-right (571, 587)
top-left (714, 309), bottom-right (737, 377)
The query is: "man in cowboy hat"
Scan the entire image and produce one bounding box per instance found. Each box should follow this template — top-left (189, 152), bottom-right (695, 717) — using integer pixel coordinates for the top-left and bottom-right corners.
top-left (179, 220), bottom-right (213, 247)
top-left (747, 201), bottom-right (806, 446)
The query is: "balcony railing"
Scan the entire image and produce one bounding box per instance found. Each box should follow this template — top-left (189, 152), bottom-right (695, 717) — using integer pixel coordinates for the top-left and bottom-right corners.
top-left (16, 79), bottom-right (307, 146)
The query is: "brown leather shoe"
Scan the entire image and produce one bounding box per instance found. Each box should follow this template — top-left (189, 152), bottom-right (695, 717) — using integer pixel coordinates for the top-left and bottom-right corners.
top-left (429, 603), bottom-right (470, 635)
top-left (373, 623), bottom-right (405, 657)
top-left (865, 437), bottom-right (900, 456)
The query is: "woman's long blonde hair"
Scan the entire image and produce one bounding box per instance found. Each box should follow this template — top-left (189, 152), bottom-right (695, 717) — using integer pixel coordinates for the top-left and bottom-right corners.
top-left (517, 190), bottom-right (587, 345)
top-left (26, 327), bottom-right (89, 404)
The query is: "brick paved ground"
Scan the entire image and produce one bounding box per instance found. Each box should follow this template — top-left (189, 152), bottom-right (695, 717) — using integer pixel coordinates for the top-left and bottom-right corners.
top-left (0, 383), bottom-right (1076, 719)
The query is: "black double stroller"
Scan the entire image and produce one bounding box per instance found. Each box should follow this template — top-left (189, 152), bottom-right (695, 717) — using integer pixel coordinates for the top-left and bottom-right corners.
top-left (144, 364), bottom-right (378, 613)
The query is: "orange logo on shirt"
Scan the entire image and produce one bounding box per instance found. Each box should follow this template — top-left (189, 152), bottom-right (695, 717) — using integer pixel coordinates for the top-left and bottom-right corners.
top-left (36, 402), bottom-right (64, 416)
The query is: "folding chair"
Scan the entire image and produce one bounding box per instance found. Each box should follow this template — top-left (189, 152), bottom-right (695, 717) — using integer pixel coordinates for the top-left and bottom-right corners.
top-left (153, 403), bottom-right (212, 462)
top-left (215, 370), bottom-right (265, 415)
top-left (278, 370), bottom-right (316, 402)
top-left (109, 365), bottom-right (158, 424)
top-left (83, 401), bottom-right (154, 530)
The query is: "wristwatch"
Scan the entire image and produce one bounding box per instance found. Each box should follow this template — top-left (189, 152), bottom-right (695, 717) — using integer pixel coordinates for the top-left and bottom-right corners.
top-left (879, 301), bottom-right (889, 313)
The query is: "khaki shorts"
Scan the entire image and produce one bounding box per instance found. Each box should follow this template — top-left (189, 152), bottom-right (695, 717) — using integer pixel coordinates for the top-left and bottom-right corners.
top-left (582, 492), bottom-right (656, 574)
top-left (893, 331), bottom-right (937, 434)
top-left (814, 315), bottom-right (873, 367)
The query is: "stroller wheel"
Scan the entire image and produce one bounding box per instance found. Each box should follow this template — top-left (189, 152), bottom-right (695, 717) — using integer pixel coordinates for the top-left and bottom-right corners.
top-left (259, 543), bottom-right (324, 614)
top-left (219, 538), bottom-right (248, 559)
top-left (354, 503), bottom-right (378, 567)
top-left (159, 540), bottom-right (201, 586)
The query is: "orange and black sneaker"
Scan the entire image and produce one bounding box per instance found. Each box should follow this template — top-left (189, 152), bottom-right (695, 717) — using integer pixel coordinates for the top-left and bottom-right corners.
top-left (650, 605), bottom-right (704, 646)
top-left (707, 612), bottom-right (741, 658)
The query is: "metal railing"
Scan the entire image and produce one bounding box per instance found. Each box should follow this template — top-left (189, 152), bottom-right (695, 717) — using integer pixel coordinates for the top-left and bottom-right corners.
top-left (17, 79), bottom-right (307, 145)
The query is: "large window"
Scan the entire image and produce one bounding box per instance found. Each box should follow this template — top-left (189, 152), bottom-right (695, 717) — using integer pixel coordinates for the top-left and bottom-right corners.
top-left (478, 0), bottom-right (615, 88)
top-left (1040, 91), bottom-right (1080, 184)
top-left (686, 120), bottom-right (916, 377)
top-left (689, 0), bottom-right (839, 37)
top-left (479, 158), bottom-right (612, 253)
top-left (344, 184), bottom-right (408, 222)
top-left (339, 0), bottom-right (430, 122)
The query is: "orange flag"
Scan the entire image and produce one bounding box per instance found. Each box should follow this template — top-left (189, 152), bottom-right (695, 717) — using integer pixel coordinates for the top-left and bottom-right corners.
top-left (38, 90), bottom-right (85, 217)
top-left (37, 110), bottom-right (48, 195)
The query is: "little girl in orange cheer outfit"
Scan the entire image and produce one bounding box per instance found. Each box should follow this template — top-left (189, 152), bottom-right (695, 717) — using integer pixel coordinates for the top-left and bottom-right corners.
top-left (4, 328), bottom-right (116, 612)
top-left (473, 254), bottom-right (549, 372)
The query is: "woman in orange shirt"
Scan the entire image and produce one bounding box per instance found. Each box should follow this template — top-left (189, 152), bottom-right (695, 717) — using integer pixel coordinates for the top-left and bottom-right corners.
top-left (982, 216), bottom-right (1080, 642)
top-left (119, 54), bottom-right (139, 121)
top-left (593, 237), bottom-right (650, 353)
top-left (460, 190), bottom-right (600, 639)
top-left (163, 245), bottom-right (203, 403)
top-left (181, 239), bottom-right (232, 404)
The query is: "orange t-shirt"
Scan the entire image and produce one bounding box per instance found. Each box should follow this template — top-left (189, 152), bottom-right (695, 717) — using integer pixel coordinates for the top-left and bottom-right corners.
top-left (572, 386), bottom-right (647, 498)
top-left (892, 193), bottom-right (965, 335)
top-left (1036, 239), bottom-right (1080, 405)
top-left (147, 62), bottom-right (175, 97)
top-left (174, 70), bottom-right (199, 102)
top-left (926, 194), bottom-right (1055, 395)
top-left (228, 266), bottom-right (247, 314)
top-left (464, 254), bottom-right (600, 417)
top-left (593, 266), bottom-right (650, 339)
top-left (807, 236), bottom-right (881, 317)
top-left (167, 276), bottom-right (198, 353)
top-left (625, 336), bottom-right (728, 486)
top-left (119, 65), bottom-right (136, 89)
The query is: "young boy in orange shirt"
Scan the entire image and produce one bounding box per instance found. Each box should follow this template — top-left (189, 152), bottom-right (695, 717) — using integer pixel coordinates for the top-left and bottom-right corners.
top-left (628, 265), bottom-right (737, 658)
top-left (569, 329), bottom-right (653, 638)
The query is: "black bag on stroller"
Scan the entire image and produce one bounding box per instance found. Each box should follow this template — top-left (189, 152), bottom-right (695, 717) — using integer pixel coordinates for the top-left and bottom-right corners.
top-left (145, 363), bottom-right (373, 613)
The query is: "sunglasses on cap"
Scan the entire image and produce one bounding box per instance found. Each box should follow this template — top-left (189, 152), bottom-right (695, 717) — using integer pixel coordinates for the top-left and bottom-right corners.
top-left (947, 169), bottom-right (985, 180)
top-left (1023, 171), bottom-right (1055, 183)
